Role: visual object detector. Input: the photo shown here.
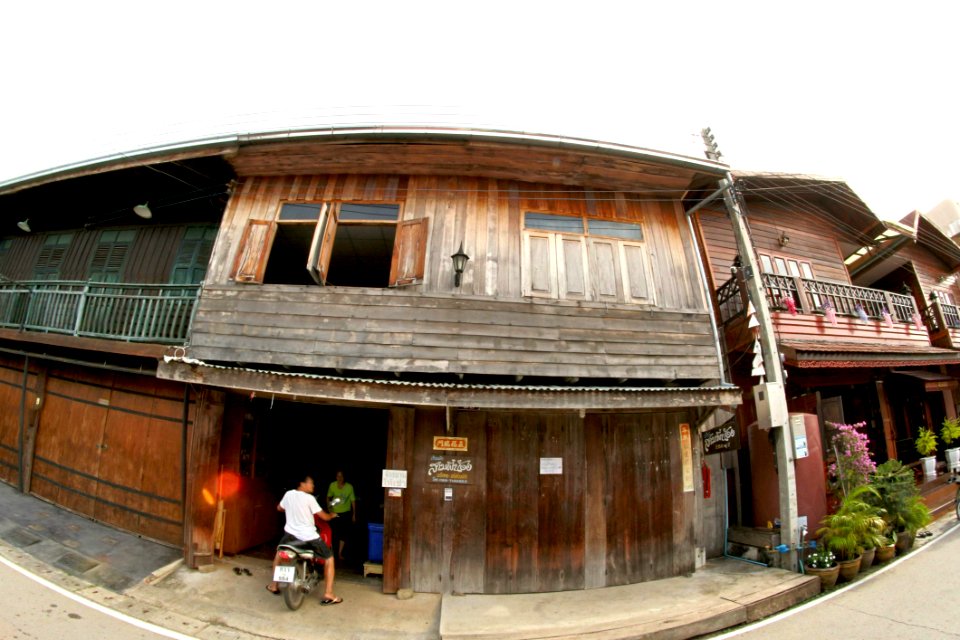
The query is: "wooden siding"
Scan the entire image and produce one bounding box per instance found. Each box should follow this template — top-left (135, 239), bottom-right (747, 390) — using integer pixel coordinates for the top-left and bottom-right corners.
top-left (227, 140), bottom-right (702, 194)
top-left (696, 207), bottom-right (849, 290)
top-left (400, 408), bottom-right (695, 594)
top-left (29, 365), bottom-right (190, 545)
top-left (126, 226), bottom-right (187, 283)
top-left (190, 286), bottom-right (720, 380)
top-left (0, 356), bottom-right (32, 486)
top-left (206, 174), bottom-right (708, 309)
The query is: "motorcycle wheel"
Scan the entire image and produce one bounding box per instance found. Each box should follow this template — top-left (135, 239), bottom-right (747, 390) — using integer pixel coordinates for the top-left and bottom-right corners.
top-left (282, 562), bottom-right (307, 611)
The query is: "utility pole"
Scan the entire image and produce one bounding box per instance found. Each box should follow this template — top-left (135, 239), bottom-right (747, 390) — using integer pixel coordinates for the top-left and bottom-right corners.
top-left (701, 127), bottom-right (799, 570)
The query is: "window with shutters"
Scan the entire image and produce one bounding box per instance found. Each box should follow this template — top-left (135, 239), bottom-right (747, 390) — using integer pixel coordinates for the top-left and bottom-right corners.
top-left (33, 233), bottom-right (74, 280)
top-left (233, 202), bottom-right (428, 288)
top-left (88, 229), bottom-right (135, 282)
top-left (170, 226), bottom-right (217, 285)
top-left (521, 212), bottom-right (652, 304)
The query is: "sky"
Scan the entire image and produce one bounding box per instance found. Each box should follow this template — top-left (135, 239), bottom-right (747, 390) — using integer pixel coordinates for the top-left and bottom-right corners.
top-left (2, 1), bottom-right (956, 220)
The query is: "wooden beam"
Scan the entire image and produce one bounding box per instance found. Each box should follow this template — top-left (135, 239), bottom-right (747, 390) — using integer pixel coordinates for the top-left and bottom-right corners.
top-left (158, 360), bottom-right (742, 411)
top-left (875, 380), bottom-right (898, 461)
top-left (0, 328), bottom-right (167, 359)
top-left (20, 364), bottom-right (47, 494)
top-left (383, 407), bottom-right (415, 593)
top-left (183, 388), bottom-right (225, 569)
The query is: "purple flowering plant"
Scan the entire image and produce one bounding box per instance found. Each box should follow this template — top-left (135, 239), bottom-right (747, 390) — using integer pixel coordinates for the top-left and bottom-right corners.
top-left (826, 421), bottom-right (876, 497)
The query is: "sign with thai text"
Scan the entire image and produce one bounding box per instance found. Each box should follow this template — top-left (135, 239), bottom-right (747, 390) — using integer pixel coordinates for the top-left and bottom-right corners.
top-left (702, 421), bottom-right (740, 455)
top-left (382, 469), bottom-right (408, 489)
top-left (539, 457), bottom-right (563, 475)
top-left (427, 455), bottom-right (473, 484)
top-left (433, 436), bottom-right (468, 452)
top-left (680, 423), bottom-right (694, 493)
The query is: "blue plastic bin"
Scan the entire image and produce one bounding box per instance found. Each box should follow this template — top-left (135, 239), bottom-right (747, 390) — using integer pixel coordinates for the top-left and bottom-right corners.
top-left (367, 523), bottom-right (384, 563)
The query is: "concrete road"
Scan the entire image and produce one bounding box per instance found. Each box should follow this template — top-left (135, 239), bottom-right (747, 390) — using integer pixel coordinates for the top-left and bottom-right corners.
top-left (721, 522), bottom-right (960, 639)
top-left (0, 555), bottom-right (194, 640)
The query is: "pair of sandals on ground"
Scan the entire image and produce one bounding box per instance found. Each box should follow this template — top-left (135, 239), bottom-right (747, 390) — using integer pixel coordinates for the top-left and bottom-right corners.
top-left (265, 583), bottom-right (342, 605)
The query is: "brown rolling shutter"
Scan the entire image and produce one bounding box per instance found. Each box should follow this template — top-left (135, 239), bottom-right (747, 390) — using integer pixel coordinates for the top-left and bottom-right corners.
top-left (231, 220), bottom-right (275, 283)
top-left (389, 218), bottom-right (429, 286)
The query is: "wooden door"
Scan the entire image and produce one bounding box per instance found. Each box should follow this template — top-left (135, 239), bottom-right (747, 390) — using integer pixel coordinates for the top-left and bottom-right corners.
top-left (0, 356), bottom-right (29, 486)
top-left (29, 366), bottom-right (188, 545)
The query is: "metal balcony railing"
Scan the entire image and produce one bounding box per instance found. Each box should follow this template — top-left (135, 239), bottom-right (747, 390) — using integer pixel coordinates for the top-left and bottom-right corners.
top-left (0, 281), bottom-right (199, 344)
top-left (716, 273), bottom-right (917, 326)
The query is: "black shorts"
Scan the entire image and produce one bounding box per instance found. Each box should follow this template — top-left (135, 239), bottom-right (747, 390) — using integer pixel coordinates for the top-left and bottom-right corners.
top-left (278, 533), bottom-right (333, 560)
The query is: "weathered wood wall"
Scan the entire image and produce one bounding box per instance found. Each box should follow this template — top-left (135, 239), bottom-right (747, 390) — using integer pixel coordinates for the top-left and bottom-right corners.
top-left (0, 355), bottom-right (32, 487)
top-left (395, 408), bottom-right (695, 594)
top-left (190, 287), bottom-right (719, 380)
top-left (206, 174), bottom-right (708, 309)
top-left (696, 207), bottom-right (849, 289)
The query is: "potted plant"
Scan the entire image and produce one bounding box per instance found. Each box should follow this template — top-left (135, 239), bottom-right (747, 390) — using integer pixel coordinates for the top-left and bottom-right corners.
top-left (816, 485), bottom-right (884, 581)
top-left (868, 460), bottom-right (932, 554)
top-left (941, 417), bottom-right (960, 473)
top-left (874, 534), bottom-right (896, 563)
top-left (915, 427), bottom-right (938, 479)
top-left (804, 547), bottom-right (839, 589)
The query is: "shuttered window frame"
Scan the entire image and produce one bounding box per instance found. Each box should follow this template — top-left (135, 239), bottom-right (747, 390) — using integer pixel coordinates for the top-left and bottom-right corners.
top-left (232, 220), bottom-right (276, 284)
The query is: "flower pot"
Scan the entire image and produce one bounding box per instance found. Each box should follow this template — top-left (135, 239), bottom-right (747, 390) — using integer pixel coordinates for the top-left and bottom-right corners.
top-left (860, 546), bottom-right (876, 570)
top-left (837, 555), bottom-right (861, 582)
top-left (805, 564), bottom-right (840, 590)
top-left (946, 447), bottom-right (960, 473)
top-left (895, 530), bottom-right (916, 554)
top-left (920, 455), bottom-right (937, 480)
top-left (875, 544), bottom-right (896, 563)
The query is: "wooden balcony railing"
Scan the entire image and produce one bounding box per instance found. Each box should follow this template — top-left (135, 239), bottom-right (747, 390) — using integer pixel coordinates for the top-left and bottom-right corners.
top-left (921, 298), bottom-right (960, 344)
top-left (0, 281), bottom-right (199, 344)
top-left (716, 273), bottom-right (917, 326)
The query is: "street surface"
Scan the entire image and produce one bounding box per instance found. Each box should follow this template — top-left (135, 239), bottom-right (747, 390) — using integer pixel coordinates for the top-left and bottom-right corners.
top-left (723, 522), bottom-right (960, 639)
top-left (0, 556), bottom-right (193, 640)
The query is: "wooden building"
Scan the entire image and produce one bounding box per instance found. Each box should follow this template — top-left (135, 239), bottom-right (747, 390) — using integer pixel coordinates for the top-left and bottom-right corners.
top-left (1, 128), bottom-right (742, 594)
top-left (691, 173), bottom-right (960, 531)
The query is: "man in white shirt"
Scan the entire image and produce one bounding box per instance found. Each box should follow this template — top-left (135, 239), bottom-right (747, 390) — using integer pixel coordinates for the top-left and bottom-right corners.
top-left (266, 475), bottom-right (341, 604)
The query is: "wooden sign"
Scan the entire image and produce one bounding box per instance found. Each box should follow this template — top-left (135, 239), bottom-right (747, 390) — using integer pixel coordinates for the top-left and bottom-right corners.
top-left (433, 436), bottom-right (468, 452)
top-left (680, 423), bottom-right (694, 493)
top-left (427, 455), bottom-right (473, 484)
top-left (702, 421), bottom-right (740, 455)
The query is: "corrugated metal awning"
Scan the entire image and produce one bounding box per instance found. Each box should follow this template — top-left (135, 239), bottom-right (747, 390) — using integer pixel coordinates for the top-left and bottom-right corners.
top-left (157, 357), bottom-right (742, 411)
top-left (891, 370), bottom-right (959, 391)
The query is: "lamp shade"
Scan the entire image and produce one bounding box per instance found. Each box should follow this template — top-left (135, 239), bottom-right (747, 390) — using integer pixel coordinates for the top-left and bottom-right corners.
top-left (133, 203), bottom-right (152, 219)
top-left (17, 219), bottom-right (31, 233)
top-left (450, 242), bottom-right (470, 287)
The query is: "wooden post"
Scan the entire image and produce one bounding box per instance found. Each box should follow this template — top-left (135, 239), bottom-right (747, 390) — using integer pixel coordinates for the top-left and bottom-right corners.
top-left (183, 388), bottom-right (225, 570)
top-left (20, 365), bottom-right (48, 494)
top-left (792, 276), bottom-right (812, 314)
top-left (383, 406), bottom-right (414, 593)
top-left (875, 380), bottom-right (898, 461)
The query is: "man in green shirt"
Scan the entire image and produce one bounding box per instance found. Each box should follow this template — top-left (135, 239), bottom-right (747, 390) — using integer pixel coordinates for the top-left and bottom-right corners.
top-left (327, 470), bottom-right (356, 561)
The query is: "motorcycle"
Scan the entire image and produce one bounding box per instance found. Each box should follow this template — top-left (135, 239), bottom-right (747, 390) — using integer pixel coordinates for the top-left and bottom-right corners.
top-left (273, 500), bottom-right (338, 611)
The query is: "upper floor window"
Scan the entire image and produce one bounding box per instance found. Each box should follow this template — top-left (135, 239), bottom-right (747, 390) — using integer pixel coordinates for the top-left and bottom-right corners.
top-left (521, 212), bottom-right (652, 303)
top-left (232, 202), bottom-right (428, 288)
top-left (89, 229), bottom-right (136, 283)
top-left (33, 232), bottom-right (74, 280)
top-left (758, 252), bottom-right (814, 279)
top-left (170, 226), bottom-right (217, 285)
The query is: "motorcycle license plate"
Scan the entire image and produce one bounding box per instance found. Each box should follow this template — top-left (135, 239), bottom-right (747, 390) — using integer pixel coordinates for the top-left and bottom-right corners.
top-left (273, 566), bottom-right (296, 583)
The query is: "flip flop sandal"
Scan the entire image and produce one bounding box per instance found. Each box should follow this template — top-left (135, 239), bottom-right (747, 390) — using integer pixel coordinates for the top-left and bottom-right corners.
top-left (233, 567), bottom-right (243, 575)
top-left (320, 597), bottom-right (343, 605)
top-left (242, 568), bottom-right (252, 576)
top-left (266, 585), bottom-right (281, 595)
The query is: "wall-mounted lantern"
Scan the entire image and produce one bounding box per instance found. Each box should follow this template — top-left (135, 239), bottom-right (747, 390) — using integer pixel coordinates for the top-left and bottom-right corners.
top-left (451, 242), bottom-right (470, 287)
top-left (778, 231), bottom-right (790, 247)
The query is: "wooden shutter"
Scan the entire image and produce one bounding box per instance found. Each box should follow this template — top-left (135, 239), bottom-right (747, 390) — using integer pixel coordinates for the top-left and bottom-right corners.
top-left (522, 231), bottom-right (557, 298)
top-left (310, 206), bottom-right (339, 285)
top-left (306, 203), bottom-right (332, 285)
top-left (620, 241), bottom-right (653, 303)
top-left (588, 238), bottom-right (622, 302)
top-left (232, 220), bottom-right (275, 283)
top-left (557, 235), bottom-right (589, 300)
top-left (389, 218), bottom-right (429, 286)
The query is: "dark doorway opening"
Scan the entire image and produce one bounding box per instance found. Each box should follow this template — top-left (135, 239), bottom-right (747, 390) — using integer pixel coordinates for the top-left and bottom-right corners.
top-left (224, 397), bottom-right (388, 568)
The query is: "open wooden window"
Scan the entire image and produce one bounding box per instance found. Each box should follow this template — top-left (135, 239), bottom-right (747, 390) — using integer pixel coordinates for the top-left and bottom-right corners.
top-left (232, 220), bottom-right (276, 283)
top-left (238, 202), bottom-right (426, 288)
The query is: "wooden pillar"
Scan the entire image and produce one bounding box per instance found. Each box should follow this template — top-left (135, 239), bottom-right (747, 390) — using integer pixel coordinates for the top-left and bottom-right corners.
top-left (20, 365), bottom-right (48, 494)
top-left (383, 406), bottom-right (415, 593)
top-left (183, 388), bottom-right (225, 569)
top-left (875, 380), bottom-right (898, 461)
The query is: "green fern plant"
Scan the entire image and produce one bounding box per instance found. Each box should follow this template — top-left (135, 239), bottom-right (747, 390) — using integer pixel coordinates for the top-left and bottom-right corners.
top-left (915, 427), bottom-right (938, 457)
top-left (816, 485), bottom-right (886, 561)
top-left (941, 417), bottom-right (960, 446)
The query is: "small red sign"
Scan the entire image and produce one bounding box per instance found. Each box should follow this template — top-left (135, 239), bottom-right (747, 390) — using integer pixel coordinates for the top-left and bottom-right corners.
top-left (433, 436), bottom-right (468, 452)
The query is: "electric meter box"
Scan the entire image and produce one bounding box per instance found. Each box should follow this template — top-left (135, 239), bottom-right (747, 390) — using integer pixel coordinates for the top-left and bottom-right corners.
top-left (753, 382), bottom-right (787, 430)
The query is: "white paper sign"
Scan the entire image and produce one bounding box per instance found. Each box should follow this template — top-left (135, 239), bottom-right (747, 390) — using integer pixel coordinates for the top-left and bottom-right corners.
top-left (382, 469), bottom-right (408, 488)
top-left (539, 457), bottom-right (563, 475)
